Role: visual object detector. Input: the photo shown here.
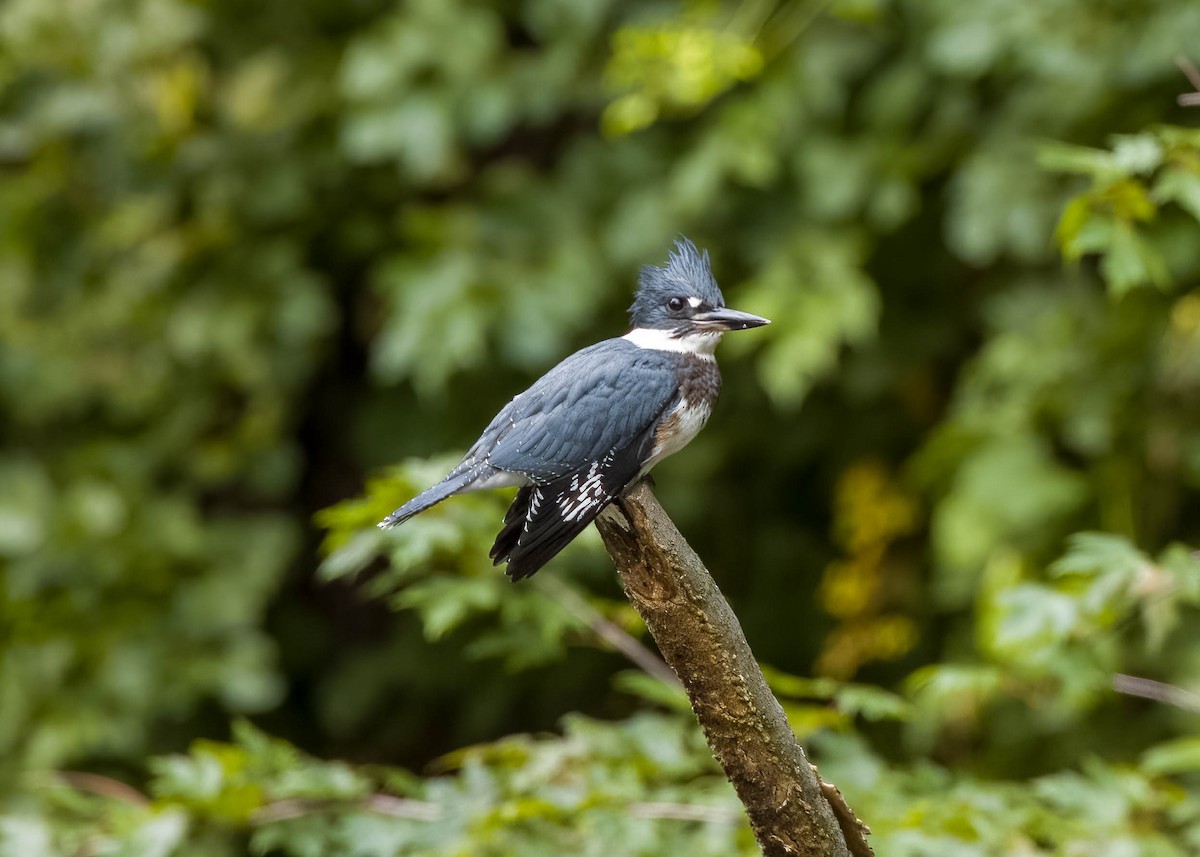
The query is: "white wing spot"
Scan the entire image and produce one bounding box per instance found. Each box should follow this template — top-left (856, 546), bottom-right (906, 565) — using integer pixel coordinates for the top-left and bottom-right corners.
top-left (524, 487), bottom-right (544, 533)
top-left (558, 451), bottom-right (614, 522)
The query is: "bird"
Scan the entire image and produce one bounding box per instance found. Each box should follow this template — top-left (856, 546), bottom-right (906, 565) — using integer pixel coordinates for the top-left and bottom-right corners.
top-left (378, 238), bottom-right (770, 580)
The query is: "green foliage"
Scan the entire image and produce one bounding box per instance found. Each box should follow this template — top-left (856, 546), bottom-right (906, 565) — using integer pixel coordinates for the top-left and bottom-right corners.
top-left (1046, 127), bottom-right (1200, 294)
top-left (317, 457), bottom-right (599, 669)
top-left (920, 533), bottom-right (1200, 747)
top-left (816, 730), bottom-right (1200, 857)
top-left (5, 0), bottom-right (1200, 854)
top-left (4, 715), bottom-right (754, 857)
top-left (0, 0), bottom-right (329, 774)
top-left (603, 7), bottom-right (764, 136)
top-left (763, 667), bottom-right (914, 737)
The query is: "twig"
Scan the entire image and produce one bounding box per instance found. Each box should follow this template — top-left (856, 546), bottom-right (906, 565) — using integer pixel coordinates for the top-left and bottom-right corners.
top-left (252, 794), bottom-right (752, 827)
top-left (628, 801), bottom-right (742, 824)
top-left (55, 772), bottom-right (149, 806)
top-left (536, 575), bottom-right (680, 687)
top-left (363, 794), bottom-right (442, 818)
top-left (251, 795), bottom-right (442, 824)
top-left (761, 0), bottom-right (835, 61)
top-left (596, 481), bottom-right (867, 857)
top-left (1113, 673), bottom-right (1200, 713)
top-left (1176, 56), bottom-right (1200, 106)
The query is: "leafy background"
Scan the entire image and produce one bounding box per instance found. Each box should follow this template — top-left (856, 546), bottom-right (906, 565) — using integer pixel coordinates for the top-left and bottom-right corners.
top-left (3, 0), bottom-right (1200, 854)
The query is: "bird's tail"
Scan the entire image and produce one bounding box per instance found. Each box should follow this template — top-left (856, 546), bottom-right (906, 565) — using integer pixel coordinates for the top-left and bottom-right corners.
top-left (378, 470), bottom-right (478, 528)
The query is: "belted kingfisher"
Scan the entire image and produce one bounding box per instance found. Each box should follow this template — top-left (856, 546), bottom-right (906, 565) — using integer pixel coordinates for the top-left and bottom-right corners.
top-left (379, 238), bottom-right (770, 580)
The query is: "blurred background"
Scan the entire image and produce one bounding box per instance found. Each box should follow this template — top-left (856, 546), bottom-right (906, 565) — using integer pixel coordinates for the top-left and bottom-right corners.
top-left (4, 0), bottom-right (1200, 854)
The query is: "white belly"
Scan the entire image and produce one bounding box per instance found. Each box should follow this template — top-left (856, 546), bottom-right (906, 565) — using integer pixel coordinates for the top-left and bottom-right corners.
top-left (644, 399), bottom-right (711, 471)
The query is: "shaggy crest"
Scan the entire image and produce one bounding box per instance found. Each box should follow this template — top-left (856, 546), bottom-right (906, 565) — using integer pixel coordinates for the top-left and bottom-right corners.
top-left (628, 238), bottom-right (726, 328)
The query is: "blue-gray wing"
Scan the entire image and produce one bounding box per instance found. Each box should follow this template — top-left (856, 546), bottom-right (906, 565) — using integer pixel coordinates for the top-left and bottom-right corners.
top-left (477, 338), bottom-right (679, 579)
top-left (382, 339), bottom-right (681, 546)
top-left (478, 338), bottom-right (679, 481)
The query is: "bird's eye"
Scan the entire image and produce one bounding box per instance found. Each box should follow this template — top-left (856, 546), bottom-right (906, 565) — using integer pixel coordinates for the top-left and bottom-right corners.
top-left (667, 297), bottom-right (685, 312)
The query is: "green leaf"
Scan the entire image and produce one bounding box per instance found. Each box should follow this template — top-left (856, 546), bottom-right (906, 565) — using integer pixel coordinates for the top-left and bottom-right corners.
top-left (761, 668), bottom-right (912, 722)
top-left (1050, 532), bottom-right (1145, 580)
top-left (1038, 142), bottom-right (1117, 177)
top-left (611, 670), bottom-right (691, 712)
top-left (1142, 737), bottom-right (1200, 775)
top-left (1101, 222), bottom-right (1170, 294)
top-left (0, 817), bottom-right (55, 857)
top-left (394, 577), bottom-right (501, 640)
top-left (1111, 134), bottom-right (1164, 175)
top-left (1154, 166), bottom-right (1200, 224)
top-left (117, 809), bottom-right (189, 857)
top-left (990, 583), bottom-right (1080, 655)
top-left (1055, 196), bottom-right (1096, 261)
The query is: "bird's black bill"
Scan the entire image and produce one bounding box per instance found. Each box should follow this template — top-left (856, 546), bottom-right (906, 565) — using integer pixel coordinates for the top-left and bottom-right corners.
top-left (693, 307), bottom-right (771, 331)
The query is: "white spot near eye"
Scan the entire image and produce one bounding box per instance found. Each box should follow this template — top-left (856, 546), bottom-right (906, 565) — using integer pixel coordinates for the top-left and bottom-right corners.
top-left (687, 296), bottom-right (701, 308)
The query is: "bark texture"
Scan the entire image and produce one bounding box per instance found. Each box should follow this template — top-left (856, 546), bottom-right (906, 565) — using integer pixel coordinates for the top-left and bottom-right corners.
top-left (595, 481), bottom-right (872, 857)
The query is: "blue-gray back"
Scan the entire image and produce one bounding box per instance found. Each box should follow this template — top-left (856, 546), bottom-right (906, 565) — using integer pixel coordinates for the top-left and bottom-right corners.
top-left (474, 338), bottom-right (680, 481)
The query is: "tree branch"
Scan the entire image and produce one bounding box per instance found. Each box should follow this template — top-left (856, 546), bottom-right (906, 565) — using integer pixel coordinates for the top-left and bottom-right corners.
top-left (595, 481), bottom-right (871, 857)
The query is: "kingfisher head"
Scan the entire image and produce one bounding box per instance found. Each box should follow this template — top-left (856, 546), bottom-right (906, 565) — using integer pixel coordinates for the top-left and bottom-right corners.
top-left (627, 238), bottom-right (770, 351)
